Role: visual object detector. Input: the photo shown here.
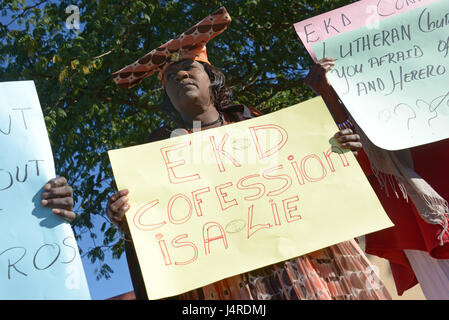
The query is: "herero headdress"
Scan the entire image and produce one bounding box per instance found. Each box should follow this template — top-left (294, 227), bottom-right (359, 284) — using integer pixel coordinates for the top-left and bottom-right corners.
top-left (112, 7), bottom-right (231, 89)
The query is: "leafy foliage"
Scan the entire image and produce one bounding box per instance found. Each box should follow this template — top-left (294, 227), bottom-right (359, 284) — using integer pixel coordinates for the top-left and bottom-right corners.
top-left (0, 0), bottom-right (356, 279)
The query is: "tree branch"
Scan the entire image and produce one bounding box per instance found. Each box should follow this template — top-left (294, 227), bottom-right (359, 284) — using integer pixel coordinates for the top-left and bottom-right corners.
top-left (5, 0), bottom-right (50, 27)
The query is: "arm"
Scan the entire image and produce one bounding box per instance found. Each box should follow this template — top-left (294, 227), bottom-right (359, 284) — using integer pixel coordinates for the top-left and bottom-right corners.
top-left (304, 58), bottom-right (349, 123)
top-left (304, 58), bottom-right (361, 154)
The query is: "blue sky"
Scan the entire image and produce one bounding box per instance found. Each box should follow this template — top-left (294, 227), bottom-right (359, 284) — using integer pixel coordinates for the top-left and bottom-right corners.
top-left (77, 214), bottom-right (134, 299)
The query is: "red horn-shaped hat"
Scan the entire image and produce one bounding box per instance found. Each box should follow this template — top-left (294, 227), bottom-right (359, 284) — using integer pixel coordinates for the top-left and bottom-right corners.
top-left (112, 7), bottom-right (231, 89)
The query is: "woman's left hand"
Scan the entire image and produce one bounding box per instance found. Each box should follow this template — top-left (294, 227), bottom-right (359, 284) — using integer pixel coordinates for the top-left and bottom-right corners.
top-left (334, 129), bottom-right (362, 155)
top-left (41, 177), bottom-right (76, 223)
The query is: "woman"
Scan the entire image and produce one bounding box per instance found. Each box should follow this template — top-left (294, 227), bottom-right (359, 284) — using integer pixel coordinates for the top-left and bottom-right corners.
top-left (305, 57), bottom-right (449, 299)
top-left (107, 7), bottom-right (391, 300)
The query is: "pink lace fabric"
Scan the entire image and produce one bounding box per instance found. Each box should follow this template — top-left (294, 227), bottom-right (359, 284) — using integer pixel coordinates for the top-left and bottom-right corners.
top-left (178, 240), bottom-right (392, 300)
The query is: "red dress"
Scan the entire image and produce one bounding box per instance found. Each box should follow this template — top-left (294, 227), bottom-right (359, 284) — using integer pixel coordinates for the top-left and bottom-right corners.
top-left (356, 139), bottom-right (449, 295)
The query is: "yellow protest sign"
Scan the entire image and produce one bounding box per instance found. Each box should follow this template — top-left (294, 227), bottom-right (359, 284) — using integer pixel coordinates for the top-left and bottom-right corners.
top-left (108, 97), bottom-right (393, 300)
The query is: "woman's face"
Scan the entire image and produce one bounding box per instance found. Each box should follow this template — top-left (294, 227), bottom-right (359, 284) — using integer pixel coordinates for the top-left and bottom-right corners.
top-left (163, 59), bottom-right (212, 116)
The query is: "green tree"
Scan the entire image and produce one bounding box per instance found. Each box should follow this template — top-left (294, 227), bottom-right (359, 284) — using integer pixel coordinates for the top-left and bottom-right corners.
top-left (0, 0), bottom-right (356, 279)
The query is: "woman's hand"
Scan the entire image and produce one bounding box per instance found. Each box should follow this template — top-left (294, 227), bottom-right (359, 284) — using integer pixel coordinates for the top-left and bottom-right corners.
top-left (334, 128), bottom-right (362, 155)
top-left (304, 57), bottom-right (336, 95)
top-left (106, 189), bottom-right (130, 234)
top-left (41, 177), bottom-right (76, 223)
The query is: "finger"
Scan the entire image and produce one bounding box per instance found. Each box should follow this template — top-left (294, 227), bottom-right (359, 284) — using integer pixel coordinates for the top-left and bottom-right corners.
top-left (109, 196), bottom-right (129, 213)
top-left (42, 185), bottom-right (73, 199)
top-left (334, 128), bottom-right (354, 138)
top-left (341, 142), bottom-right (363, 151)
top-left (52, 208), bottom-right (76, 223)
top-left (320, 61), bottom-right (336, 67)
top-left (44, 177), bottom-right (68, 190)
top-left (110, 203), bottom-right (130, 225)
top-left (41, 197), bottom-right (74, 210)
top-left (321, 62), bottom-right (335, 72)
top-left (108, 189), bottom-right (129, 204)
top-left (336, 134), bottom-right (360, 143)
top-left (314, 62), bottom-right (335, 73)
top-left (318, 57), bottom-right (335, 64)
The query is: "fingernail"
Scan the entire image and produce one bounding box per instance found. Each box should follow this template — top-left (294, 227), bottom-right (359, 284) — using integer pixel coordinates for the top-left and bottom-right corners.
top-left (41, 199), bottom-right (48, 206)
top-left (41, 192), bottom-right (48, 199)
top-left (44, 184), bottom-right (51, 191)
top-left (53, 209), bottom-right (60, 214)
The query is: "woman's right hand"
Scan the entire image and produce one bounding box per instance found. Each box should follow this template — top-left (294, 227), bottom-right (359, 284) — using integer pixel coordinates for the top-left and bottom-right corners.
top-left (304, 57), bottom-right (336, 95)
top-left (106, 189), bottom-right (130, 234)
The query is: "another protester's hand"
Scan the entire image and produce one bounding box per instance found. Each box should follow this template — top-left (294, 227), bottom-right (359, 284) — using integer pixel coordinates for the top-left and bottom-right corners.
top-left (304, 57), bottom-right (336, 95)
top-left (106, 189), bottom-right (130, 234)
top-left (41, 177), bottom-right (76, 223)
top-left (334, 128), bottom-right (362, 155)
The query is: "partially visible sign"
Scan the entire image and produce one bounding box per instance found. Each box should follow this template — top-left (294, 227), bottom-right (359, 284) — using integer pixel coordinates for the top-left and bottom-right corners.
top-left (294, 0), bottom-right (437, 60)
top-left (311, 0), bottom-right (449, 150)
top-left (0, 81), bottom-right (90, 299)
